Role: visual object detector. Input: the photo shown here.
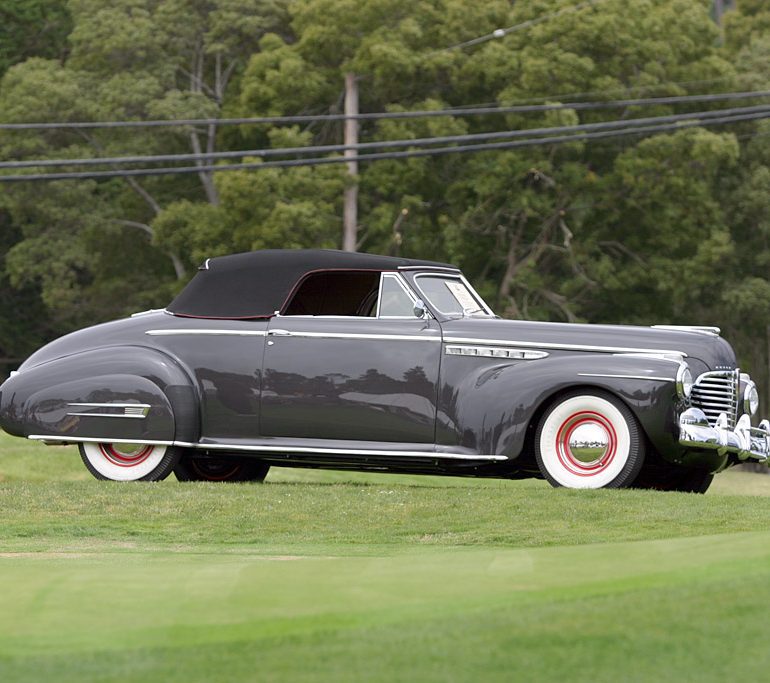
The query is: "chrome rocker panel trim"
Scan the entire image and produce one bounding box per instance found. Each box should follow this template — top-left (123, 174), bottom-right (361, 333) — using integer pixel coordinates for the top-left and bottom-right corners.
top-left (679, 409), bottom-right (770, 463)
top-left (26, 435), bottom-right (508, 461)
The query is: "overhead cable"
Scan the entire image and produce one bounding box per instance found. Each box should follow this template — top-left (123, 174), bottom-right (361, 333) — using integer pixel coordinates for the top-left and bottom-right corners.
top-left (0, 109), bottom-right (767, 183)
top-left (1, 90), bottom-right (770, 131)
top-left (2, 103), bottom-right (769, 170)
top-left (433, 0), bottom-right (611, 53)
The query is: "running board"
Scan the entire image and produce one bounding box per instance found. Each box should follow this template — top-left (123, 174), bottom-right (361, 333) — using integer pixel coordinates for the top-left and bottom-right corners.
top-left (27, 435), bottom-right (509, 462)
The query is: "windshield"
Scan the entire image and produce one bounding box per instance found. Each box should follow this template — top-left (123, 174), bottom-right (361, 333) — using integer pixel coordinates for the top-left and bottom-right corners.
top-left (414, 275), bottom-right (493, 317)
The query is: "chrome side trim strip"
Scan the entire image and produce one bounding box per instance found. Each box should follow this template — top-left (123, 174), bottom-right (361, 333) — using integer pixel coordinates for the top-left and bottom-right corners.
top-left (146, 329), bottom-right (438, 342)
top-left (67, 402), bottom-right (151, 409)
top-left (268, 331), bottom-right (441, 342)
top-left (66, 402), bottom-right (150, 419)
top-left (446, 345), bottom-right (548, 360)
top-left (66, 413), bottom-right (147, 419)
top-left (67, 403), bottom-right (152, 420)
top-left (443, 336), bottom-right (687, 357)
top-left (146, 329), bottom-right (267, 337)
top-left (27, 435), bottom-right (507, 461)
top-left (577, 373), bottom-right (672, 382)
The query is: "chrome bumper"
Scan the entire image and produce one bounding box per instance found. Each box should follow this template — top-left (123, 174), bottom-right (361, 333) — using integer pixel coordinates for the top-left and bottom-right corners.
top-left (679, 408), bottom-right (770, 463)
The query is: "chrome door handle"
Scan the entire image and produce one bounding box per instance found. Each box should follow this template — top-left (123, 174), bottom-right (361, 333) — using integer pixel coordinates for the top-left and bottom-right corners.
top-left (268, 328), bottom-right (292, 336)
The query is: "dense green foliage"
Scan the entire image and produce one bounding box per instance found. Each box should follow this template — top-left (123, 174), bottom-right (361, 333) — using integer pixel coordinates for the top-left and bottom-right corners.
top-left (0, 1), bottom-right (71, 76)
top-left (1, 1), bottom-right (770, 385)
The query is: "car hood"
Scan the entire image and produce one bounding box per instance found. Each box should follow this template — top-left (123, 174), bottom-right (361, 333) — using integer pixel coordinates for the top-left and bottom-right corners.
top-left (440, 318), bottom-right (736, 372)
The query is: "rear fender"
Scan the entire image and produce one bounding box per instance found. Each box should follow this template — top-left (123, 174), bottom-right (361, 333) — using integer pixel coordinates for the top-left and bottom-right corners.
top-left (0, 345), bottom-right (198, 444)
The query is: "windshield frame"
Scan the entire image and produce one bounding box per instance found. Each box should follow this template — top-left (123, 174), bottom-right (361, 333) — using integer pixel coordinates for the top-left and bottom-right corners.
top-left (412, 272), bottom-right (495, 319)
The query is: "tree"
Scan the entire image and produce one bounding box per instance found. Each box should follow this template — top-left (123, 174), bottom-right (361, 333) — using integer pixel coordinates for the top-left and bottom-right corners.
top-left (0, 1), bottom-right (72, 374)
top-left (0, 0), bottom-right (292, 327)
top-left (0, 1), bottom-right (71, 77)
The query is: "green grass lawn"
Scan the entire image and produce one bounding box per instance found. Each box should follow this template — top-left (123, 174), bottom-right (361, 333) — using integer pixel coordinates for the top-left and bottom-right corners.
top-left (2, 433), bottom-right (770, 681)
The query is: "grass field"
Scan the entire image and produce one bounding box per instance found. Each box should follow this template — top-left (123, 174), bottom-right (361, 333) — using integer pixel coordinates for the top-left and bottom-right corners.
top-left (2, 433), bottom-right (770, 681)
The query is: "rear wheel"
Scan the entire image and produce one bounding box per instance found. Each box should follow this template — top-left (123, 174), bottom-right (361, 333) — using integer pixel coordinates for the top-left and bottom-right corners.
top-left (79, 442), bottom-right (181, 481)
top-left (174, 454), bottom-right (269, 483)
top-left (535, 390), bottom-right (645, 489)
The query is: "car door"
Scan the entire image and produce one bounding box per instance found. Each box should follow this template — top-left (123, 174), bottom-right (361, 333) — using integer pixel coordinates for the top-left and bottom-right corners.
top-left (260, 272), bottom-right (442, 444)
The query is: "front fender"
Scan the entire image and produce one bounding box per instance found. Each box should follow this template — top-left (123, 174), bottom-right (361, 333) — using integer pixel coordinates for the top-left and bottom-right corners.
top-left (0, 345), bottom-right (198, 444)
top-left (437, 353), bottom-right (684, 460)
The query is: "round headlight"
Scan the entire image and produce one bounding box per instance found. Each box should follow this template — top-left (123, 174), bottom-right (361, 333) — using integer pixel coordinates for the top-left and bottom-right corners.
top-left (745, 383), bottom-right (760, 416)
top-left (676, 364), bottom-right (693, 399)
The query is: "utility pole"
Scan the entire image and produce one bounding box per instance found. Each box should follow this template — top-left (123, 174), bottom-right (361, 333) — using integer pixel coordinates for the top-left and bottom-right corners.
top-left (713, 0), bottom-right (724, 24)
top-left (343, 72), bottom-right (358, 252)
top-left (712, 0), bottom-right (734, 25)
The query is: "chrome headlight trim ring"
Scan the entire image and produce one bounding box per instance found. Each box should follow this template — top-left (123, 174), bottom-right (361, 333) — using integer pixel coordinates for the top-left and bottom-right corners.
top-left (676, 363), bottom-right (694, 400)
top-left (744, 380), bottom-right (760, 416)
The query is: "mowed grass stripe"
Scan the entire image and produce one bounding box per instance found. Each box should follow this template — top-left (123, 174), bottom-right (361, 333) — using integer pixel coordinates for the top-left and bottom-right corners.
top-left (3, 477), bottom-right (770, 552)
top-left (4, 433), bottom-right (770, 681)
top-left (1, 532), bottom-right (770, 681)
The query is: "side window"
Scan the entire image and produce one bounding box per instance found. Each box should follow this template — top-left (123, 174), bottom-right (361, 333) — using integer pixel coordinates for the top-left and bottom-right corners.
top-left (378, 274), bottom-right (415, 317)
top-left (283, 271), bottom-right (380, 316)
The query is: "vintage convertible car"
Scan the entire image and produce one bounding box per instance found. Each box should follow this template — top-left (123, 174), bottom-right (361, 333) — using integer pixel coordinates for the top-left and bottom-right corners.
top-left (1, 249), bottom-right (769, 491)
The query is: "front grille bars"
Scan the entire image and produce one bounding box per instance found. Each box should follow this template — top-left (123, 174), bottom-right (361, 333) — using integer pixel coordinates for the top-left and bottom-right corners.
top-left (690, 369), bottom-right (740, 429)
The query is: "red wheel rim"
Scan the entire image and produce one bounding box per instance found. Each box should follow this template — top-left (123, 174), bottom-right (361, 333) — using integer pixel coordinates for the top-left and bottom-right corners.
top-left (99, 443), bottom-right (155, 468)
top-left (555, 411), bottom-right (617, 477)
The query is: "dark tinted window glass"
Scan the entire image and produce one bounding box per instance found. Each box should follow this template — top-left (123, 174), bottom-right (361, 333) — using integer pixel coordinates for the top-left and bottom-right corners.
top-left (284, 271), bottom-right (380, 316)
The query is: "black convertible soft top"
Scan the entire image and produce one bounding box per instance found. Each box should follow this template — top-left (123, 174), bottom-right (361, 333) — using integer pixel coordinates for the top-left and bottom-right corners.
top-left (167, 249), bottom-right (457, 319)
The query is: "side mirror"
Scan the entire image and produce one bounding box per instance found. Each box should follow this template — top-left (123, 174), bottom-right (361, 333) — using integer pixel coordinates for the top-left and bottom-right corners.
top-left (413, 299), bottom-right (428, 319)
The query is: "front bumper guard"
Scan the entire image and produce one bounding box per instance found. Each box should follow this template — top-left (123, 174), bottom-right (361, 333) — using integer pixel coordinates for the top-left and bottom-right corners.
top-left (679, 408), bottom-right (770, 463)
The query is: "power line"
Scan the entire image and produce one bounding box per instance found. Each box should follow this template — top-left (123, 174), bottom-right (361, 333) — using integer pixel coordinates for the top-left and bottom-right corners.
top-left (3, 102), bottom-right (769, 170)
top-left (0, 109), bottom-right (765, 183)
top-left (1, 89), bottom-right (770, 131)
top-left (434, 0), bottom-right (611, 53)
top-left (494, 75), bottom-right (755, 106)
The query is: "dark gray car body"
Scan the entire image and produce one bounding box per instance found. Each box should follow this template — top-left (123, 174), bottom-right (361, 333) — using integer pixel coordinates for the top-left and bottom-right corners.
top-left (0, 250), bottom-right (742, 478)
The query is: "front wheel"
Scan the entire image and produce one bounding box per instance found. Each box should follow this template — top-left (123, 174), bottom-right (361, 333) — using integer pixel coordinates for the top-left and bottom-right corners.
top-left (535, 390), bottom-right (645, 489)
top-left (79, 442), bottom-right (182, 481)
top-left (633, 456), bottom-right (714, 494)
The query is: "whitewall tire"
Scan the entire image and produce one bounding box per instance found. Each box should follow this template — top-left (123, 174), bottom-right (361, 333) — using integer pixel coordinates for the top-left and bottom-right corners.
top-left (79, 442), bottom-right (181, 481)
top-left (535, 391), bottom-right (645, 489)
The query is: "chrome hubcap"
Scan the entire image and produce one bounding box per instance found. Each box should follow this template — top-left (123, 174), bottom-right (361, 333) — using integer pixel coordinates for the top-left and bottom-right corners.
top-left (567, 422), bottom-right (610, 464)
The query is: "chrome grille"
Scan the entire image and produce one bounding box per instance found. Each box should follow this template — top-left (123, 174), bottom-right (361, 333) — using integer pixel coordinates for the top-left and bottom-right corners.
top-left (690, 369), bottom-right (739, 428)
